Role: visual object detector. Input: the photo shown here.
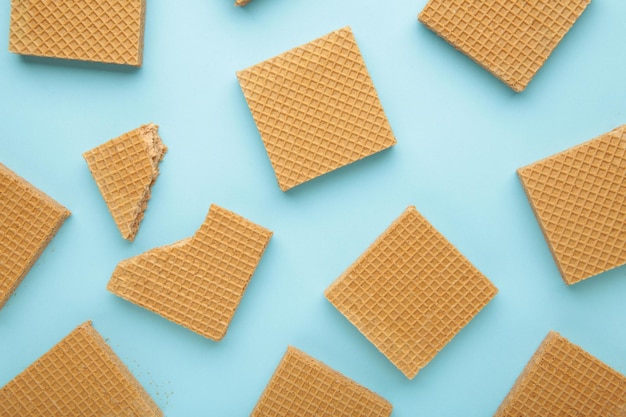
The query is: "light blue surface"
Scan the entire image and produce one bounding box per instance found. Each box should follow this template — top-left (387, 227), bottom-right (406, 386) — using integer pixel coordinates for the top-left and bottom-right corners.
top-left (1, 0), bottom-right (625, 415)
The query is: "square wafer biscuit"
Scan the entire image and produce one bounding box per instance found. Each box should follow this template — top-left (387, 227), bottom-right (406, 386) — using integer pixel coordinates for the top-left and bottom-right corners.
top-left (325, 206), bottom-right (497, 379)
top-left (494, 331), bottom-right (626, 416)
top-left (108, 204), bottom-right (272, 340)
top-left (9, 0), bottom-right (146, 66)
top-left (84, 124), bottom-right (167, 242)
top-left (0, 163), bottom-right (70, 311)
top-left (237, 26), bottom-right (396, 191)
top-left (518, 125), bottom-right (626, 284)
top-left (0, 321), bottom-right (162, 417)
top-left (251, 346), bottom-right (392, 417)
top-left (418, 0), bottom-right (591, 92)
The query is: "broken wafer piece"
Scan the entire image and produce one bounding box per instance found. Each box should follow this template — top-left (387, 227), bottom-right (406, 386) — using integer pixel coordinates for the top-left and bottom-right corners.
top-left (518, 125), bottom-right (626, 284)
top-left (237, 26), bottom-right (396, 191)
top-left (9, 0), bottom-right (147, 66)
top-left (84, 124), bottom-right (166, 242)
top-left (235, 0), bottom-right (252, 6)
top-left (0, 321), bottom-right (162, 417)
top-left (108, 204), bottom-right (272, 340)
top-left (0, 162), bottom-right (70, 311)
top-left (494, 331), bottom-right (626, 416)
top-left (251, 346), bottom-right (392, 417)
top-left (418, 0), bottom-right (591, 92)
top-left (325, 206), bottom-right (498, 379)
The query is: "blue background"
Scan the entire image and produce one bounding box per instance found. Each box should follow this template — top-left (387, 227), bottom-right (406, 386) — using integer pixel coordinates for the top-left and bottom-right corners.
top-left (1, 0), bottom-right (625, 415)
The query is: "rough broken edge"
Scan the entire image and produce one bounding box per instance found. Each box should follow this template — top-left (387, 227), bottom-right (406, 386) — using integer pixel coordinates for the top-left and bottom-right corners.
top-left (83, 123), bottom-right (166, 242)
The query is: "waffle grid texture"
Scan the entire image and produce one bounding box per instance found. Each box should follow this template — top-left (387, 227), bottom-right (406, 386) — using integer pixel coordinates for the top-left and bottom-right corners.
top-left (251, 346), bottom-right (392, 417)
top-left (325, 206), bottom-right (497, 379)
top-left (237, 26), bottom-right (396, 191)
top-left (494, 331), bottom-right (626, 416)
top-left (0, 321), bottom-right (162, 417)
top-left (84, 124), bottom-right (167, 242)
top-left (418, 0), bottom-right (591, 92)
top-left (108, 204), bottom-right (272, 341)
top-left (9, 0), bottom-right (146, 66)
top-left (518, 125), bottom-right (626, 284)
top-left (0, 163), bottom-right (70, 310)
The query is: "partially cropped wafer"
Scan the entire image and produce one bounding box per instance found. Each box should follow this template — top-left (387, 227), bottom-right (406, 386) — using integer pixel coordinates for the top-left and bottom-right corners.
top-left (325, 206), bottom-right (497, 379)
top-left (518, 125), bottom-right (626, 284)
top-left (9, 0), bottom-right (146, 66)
top-left (494, 331), bottom-right (626, 416)
top-left (84, 124), bottom-right (166, 242)
top-left (235, 0), bottom-right (252, 6)
top-left (108, 204), bottom-right (272, 340)
top-left (237, 26), bottom-right (396, 191)
top-left (0, 321), bottom-right (162, 417)
top-left (418, 0), bottom-right (591, 92)
top-left (0, 163), bottom-right (69, 310)
top-left (251, 346), bottom-right (392, 417)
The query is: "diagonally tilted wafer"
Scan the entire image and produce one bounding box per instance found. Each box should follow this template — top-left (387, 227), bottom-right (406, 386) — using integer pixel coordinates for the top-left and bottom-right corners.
top-left (9, 0), bottom-right (147, 66)
top-left (418, 0), bottom-right (591, 92)
top-left (0, 162), bottom-right (70, 311)
top-left (237, 26), bottom-right (396, 191)
top-left (0, 321), bottom-right (162, 417)
top-left (494, 331), bottom-right (626, 417)
top-left (518, 125), bottom-right (626, 284)
top-left (84, 124), bottom-right (167, 242)
top-left (108, 204), bottom-right (273, 341)
top-left (251, 346), bottom-right (392, 417)
top-left (325, 206), bottom-right (498, 379)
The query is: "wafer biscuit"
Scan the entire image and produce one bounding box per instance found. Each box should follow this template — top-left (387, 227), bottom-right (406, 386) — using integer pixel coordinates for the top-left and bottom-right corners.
top-left (237, 26), bottom-right (396, 191)
top-left (84, 124), bottom-right (166, 242)
top-left (9, 0), bottom-right (146, 66)
top-left (494, 331), bottom-right (626, 416)
top-left (418, 0), bottom-right (591, 92)
top-left (108, 204), bottom-right (272, 340)
top-left (325, 206), bottom-right (497, 379)
top-left (235, 0), bottom-right (252, 6)
top-left (0, 163), bottom-right (70, 311)
top-left (518, 125), bottom-right (626, 285)
top-left (0, 321), bottom-right (162, 417)
top-left (251, 346), bottom-right (392, 417)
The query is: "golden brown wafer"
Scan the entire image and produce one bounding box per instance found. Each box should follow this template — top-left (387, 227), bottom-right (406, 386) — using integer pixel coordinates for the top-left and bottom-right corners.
top-left (235, 0), bottom-right (252, 6)
top-left (108, 204), bottom-right (272, 340)
top-left (9, 0), bottom-right (146, 66)
top-left (83, 124), bottom-right (166, 242)
top-left (494, 331), bottom-right (626, 416)
top-left (0, 163), bottom-right (70, 311)
top-left (418, 0), bottom-right (591, 92)
top-left (237, 26), bottom-right (396, 191)
top-left (325, 206), bottom-right (497, 379)
top-left (518, 125), bottom-right (626, 284)
top-left (251, 346), bottom-right (392, 417)
top-left (0, 321), bottom-right (162, 417)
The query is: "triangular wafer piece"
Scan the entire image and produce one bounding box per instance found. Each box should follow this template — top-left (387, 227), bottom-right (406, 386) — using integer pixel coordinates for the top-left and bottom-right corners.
top-left (494, 331), bottom-right (626, 417)
top-left (0, 321), bottom-right (162, 417)
top-left (108, 204), bottom-right (272, 340)
top-left (518, 125), bottom-right (626, 284)
top-left (237, 27), bottom-right (396, 191)
top-left (251, 346), bottom-right (392, 417)
top-left (9, 0), bottom-right (147, 66)
top-left (84, 124), bottom-right (166, 242)
top-left (325, 206), bottom-right (498, 379)
top-left (0, 162), bottom-right (70, 311)
top-left (418, 0), bottom-right (591, 92)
